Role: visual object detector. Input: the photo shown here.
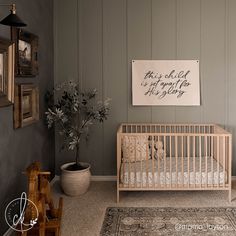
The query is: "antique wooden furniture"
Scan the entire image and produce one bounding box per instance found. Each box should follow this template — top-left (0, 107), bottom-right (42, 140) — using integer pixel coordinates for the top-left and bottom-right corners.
top-left (117, 123), bottom-right (232, 202)
top-left (17, 162), bottom-right (63, 236)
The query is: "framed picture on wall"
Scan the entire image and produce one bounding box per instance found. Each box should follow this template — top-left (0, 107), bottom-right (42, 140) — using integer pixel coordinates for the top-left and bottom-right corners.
top-left (0, 37), bottom-right (14, 107)
top-left (11, 28), bottom-right (38, 77)
top-left (14, 84), bottom-right (39, 128)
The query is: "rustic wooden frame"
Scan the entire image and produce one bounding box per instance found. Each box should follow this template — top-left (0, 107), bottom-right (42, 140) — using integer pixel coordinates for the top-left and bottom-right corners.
top-left (117, 123), bottom-right (232, 203)
top-left (0, 38), bottom-right (14, 107)
top-left (11, 28), bottom-right (38, 77)
top-left (14, 84), bottom-right (39, 128)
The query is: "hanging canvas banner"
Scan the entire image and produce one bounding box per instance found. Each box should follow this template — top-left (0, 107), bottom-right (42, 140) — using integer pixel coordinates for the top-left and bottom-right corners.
top-left (132, 60), bottom-right (200, 106)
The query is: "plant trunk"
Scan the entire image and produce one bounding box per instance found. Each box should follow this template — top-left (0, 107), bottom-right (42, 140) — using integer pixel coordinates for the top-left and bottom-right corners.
top-left (76, 144), bottom-right (79, 166)
top-left (74, 144), bottom-right (85, 170)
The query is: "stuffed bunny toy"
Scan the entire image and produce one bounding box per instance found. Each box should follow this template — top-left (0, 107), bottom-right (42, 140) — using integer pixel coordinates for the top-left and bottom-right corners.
top-left (154, 141), bottom-right (166, 160)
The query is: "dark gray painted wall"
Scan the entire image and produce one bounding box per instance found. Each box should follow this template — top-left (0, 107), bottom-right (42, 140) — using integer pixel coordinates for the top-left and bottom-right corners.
top-left (54, 0), bottom-right (236, 176)
top-left (0, 0), bottom-right (54, 234)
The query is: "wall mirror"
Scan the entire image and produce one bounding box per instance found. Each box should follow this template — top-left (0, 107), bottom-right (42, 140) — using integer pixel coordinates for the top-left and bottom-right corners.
top-left (0, 37), bottom-right (14, 107)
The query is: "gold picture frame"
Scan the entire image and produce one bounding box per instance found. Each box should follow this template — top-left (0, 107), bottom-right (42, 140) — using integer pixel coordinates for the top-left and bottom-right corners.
top-left (0, 38), bottom-right (14, 107)
top-left (11, 28), bottom-right (38, 77)
top-left (14, 84), bottom-right (39, 128)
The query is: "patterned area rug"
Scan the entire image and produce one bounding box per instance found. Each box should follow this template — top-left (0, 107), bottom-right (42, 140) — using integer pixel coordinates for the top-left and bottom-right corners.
top-left (100, 207), bottom-right (236, 235)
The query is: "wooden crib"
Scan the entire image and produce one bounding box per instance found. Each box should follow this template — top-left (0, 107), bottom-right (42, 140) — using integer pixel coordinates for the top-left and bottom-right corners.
top-left (117, 123), bottom-right (232, 202)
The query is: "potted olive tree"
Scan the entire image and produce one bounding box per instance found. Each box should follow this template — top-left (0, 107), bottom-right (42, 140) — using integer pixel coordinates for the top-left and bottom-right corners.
top-left (45, 81), bottom-right (110, 196)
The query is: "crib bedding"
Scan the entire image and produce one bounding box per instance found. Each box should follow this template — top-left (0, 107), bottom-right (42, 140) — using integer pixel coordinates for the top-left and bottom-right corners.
top-left (120, 156), bottom-right (226, 186)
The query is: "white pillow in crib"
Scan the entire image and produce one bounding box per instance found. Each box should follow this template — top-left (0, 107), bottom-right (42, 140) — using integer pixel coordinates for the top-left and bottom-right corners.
top-left (122, 136), bottom-right (149, 162)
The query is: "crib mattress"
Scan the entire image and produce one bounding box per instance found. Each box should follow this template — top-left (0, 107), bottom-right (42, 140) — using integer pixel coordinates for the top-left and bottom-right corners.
top-left (120, 156), bottom-right (227, 187)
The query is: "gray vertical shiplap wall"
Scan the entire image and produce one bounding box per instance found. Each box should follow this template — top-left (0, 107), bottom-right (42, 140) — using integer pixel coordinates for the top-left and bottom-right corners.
top-left (175, 0), bottom-right (201, 122)
top-left (201, 0), bottom-right (226, 124)
top-left (127, 0), bottom-right (152, 122)
top-left (103, 0), bottom-right (127, 174)
top-left (54, 0), bottom-right (236, 175)
top-left (79, 0), bottom-right (104, 174)
top-left (0, 0), bottom-right (54, 234)
top-left (54, 0), bottom-right (78, 173)
top-left (152, 0), bottom-right (177, 122)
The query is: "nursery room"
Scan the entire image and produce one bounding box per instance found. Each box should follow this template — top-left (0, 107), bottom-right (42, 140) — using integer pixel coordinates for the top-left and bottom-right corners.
top-left (1, 0), bottom-right (236, 235)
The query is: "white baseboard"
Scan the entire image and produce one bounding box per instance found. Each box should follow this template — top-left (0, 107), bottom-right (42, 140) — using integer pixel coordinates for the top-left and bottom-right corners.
top-left (50, 175), bottom-right (59, 185)
top-left (3, 228), bottom-right (13, 236)
top-left (91, 175), bottom-right (116, 181)
top-left (51, 175), bottom-right (236, 184)
top-left (50, 175), bottom-right (59, 186)
top-left (50, 175), bottom-right (116, 185)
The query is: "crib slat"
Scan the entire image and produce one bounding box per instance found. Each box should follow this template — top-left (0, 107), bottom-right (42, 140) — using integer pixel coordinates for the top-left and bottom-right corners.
top-left (117, 135), bottom-right (121, 191)
top-left (141, 151), bottom-right (143, 188)
top-left (223, 136), bottom-right (225, 188)
top-left (152, 137), bottom-right (154, 188)
top-left (128, 137), bottom-right (131, 188)
top-left (187, 136), bottom-right (190, 188)
top-left (170, 136), bottom-right (172, 188)
top-left (157, 136), bottom-right (160, 187)
top-left (199, 136), bottom-right (202, 189)
top-left (175, 136), bottom-right (178, 188)
top-left (164, 135), bottom-right (166, 187)
top-left (205, 136), bottom-right (208, 188)
top-left (182, 136), bottom-right (184, 187)
top-left (134, 138), bottom-right (137, 188)
top-left (146, 137), bottom-right (149, 188)
top-left (211, 136), bottom-right (214, 188)
top-left (122, 137), bottom-right (125, 187)
top-left (229, 135), bottom-right (232, 202)
top-left (217, 136), bottom-right (220, 188)
top-left (193, 136), bottom-right (196, 187)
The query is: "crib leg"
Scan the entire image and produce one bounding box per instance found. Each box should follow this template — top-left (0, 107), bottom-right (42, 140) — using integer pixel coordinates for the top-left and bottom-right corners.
top-left (229, 189), bottom-right (232, 203)
top-left (117, 189), bottom-right (120, 203)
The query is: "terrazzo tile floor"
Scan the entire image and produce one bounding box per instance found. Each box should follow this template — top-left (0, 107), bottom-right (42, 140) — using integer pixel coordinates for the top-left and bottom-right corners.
top-left (52, 180), bottom-right (236, 236)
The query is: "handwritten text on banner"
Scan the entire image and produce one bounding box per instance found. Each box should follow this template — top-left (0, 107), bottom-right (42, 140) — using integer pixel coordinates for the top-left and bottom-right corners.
top-left (132, 60), bottom-right (200, 106)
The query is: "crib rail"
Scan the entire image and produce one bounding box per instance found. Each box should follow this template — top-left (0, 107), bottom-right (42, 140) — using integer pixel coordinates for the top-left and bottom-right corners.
top-left (119, 123), bottom-right (231, 135)
top-left (117, 123), bottom-right (232, 202)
